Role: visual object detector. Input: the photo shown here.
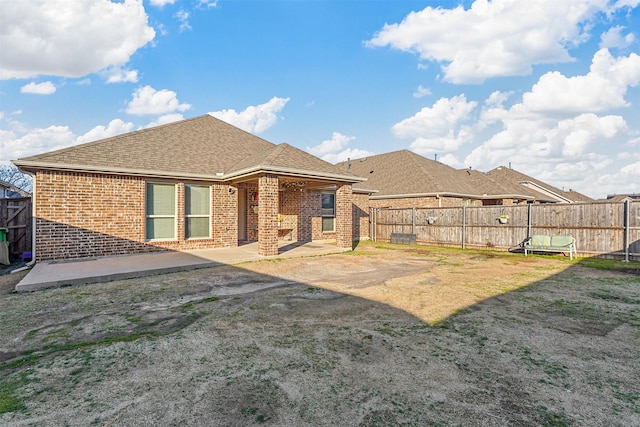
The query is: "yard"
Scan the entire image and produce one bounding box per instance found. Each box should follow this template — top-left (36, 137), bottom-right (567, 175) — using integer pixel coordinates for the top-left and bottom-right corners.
top-left (1, 242), bottom-right (639, 426)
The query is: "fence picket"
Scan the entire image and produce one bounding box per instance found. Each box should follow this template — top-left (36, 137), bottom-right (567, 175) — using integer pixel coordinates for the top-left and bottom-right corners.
top-left (373, 201), bottom-right (640, 261)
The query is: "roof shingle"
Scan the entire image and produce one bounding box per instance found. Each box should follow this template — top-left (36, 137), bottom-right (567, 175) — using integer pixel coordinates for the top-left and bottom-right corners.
top-left (15, 115), bottom-right (361, 183)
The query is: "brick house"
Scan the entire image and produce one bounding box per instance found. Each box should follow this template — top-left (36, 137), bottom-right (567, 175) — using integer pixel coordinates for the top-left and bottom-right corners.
top-left (336, 150), bottom-right (539, 209)
top-left (485, 166), bottom-right (593, 203)
top-left (13, 115), bottom-right (367, 261)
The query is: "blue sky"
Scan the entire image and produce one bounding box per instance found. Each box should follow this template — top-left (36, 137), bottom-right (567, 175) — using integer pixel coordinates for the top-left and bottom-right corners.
top-left (1, 0), bottom-right (639, 199)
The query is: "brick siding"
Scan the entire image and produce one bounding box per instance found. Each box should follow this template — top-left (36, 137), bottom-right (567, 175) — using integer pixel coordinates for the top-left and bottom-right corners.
top-left (34, 171), bottom-right (239, 261)
top-left (257, 175), bottom-right (279, 256)
top-left (335, 184), bottom-right (353, 249)
top-left (352, 192), bottom-right (370, 240)
top-left (34, 170), bottom-right (363, 261)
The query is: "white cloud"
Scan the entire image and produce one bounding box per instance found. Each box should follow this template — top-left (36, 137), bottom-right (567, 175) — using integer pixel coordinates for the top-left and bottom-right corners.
top-left (20, 81), bottom-right (56, 95)
top-left (150, 0), bottom-right (176, 7)
top-left (307, 132), bottom-right (373, 163)
top-left (209, 97), bottom-right (290, 133)
top-left (393, 95), bottom-right (478, 139)
top-left (1, 118), bottom-right (135, 162)
top-left (198, 0), bottom-right (219, 8)
top-left (412, 85), bottom-right (431, 98)
top-left (0, 125), bottom-right (76, 160)
top-left (392, 95), bottom-right (477, 155)
top-left (485, 91), bottom-right (513, 108)
top-left (322, 148), bottom-right (374, 164)
top-left (0, 0), bottom-right (155, 79)
top-left (75, 119), bottom-right (135, 144)
top-left (600, 26), bottom-right (635, 49)
top-left (125, 85), bottom-right (191, 116)
top-left (367, 0), bottom-right (626, 83)
top-left (307, 132), bottom-right (355, 157)
top-left (461, 49), bottom-right (640, 198)
top-left (522, 49), bottom-right (640, 114)
top-left (145, 114), bottom-right (185, 128)
top-left (104, 66), bottom-right (139, 84)
top-left (175, 10), bottom-right (192, 32)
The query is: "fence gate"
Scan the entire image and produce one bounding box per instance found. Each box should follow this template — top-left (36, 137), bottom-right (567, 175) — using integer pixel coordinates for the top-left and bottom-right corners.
top-left (0, 197), bottom-right (32, 260)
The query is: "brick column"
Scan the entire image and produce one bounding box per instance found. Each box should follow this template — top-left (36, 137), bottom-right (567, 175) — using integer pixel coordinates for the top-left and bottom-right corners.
top-left (258, 175), bottom-right (279, 256)
top-left (336, 183), bottom-right (353, 250)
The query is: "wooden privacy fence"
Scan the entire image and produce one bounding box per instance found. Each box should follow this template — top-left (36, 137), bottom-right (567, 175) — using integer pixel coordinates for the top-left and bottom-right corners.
top-left (0, 197), bottom-right (32, 259)
top-left (371, 200), bottom-right (640, 261)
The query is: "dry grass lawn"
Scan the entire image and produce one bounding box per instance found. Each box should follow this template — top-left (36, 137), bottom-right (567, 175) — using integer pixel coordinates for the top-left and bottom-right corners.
top-left (1, 242), bottom-right (639, 426)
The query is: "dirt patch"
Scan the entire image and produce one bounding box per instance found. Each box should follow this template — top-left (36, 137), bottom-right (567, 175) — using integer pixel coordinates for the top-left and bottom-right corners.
top-left (1, 242), bottom-right (639, 426)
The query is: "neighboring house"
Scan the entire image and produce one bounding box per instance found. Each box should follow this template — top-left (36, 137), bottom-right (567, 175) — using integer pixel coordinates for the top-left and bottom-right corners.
top-left (605, 193), bottom-right (640, 203)
top-left (336, 150), bottom-right (538, 209)
top-left (486, 166), bottom-right (593, 204)
top-left (0, 180), bottom-right (29, 199)
top-left (13, 115), bottom-right (366, 261)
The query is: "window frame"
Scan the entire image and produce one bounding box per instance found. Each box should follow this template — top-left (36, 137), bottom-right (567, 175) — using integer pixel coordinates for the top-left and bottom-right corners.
top-left (321, 191), bottom-right (336, 233)
top-left (185, 184), bottom-right (211, 240)
top-left (145, 182), bottom-right (177, 241)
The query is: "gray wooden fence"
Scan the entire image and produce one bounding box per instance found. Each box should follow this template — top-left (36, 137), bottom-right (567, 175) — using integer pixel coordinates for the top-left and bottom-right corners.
top-left (0, 197), bottom-right (32, 259)
top-left (371, 200), bottom-right (640, 261)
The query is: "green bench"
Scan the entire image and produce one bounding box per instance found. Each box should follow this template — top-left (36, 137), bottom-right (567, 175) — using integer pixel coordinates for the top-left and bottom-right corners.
top-left (524, 235), bottom-right (577, 260)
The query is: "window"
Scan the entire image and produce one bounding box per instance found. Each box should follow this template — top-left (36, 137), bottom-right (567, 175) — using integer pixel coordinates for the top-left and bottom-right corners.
top-left (185, 184), bottom-right (211, 239)
top-left (146, 183), bottom-right (176, 240)
top-left (321, 192), bottom-right (335, 232)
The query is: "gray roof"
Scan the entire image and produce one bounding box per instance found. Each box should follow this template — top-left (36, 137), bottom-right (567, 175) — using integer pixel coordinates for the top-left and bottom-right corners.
top-left (336, 150), bottom-right (534, 200)
top-left (486, 166), bottom-right (593, 203)
top-left (14, 115), bottom-right (362, 183)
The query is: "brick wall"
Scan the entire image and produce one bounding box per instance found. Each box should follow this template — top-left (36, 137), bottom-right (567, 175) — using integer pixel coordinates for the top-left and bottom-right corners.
top-left (335, 184), bottom-right (353, 249)
top-left (299, 189), bottom-right (320, 242)
top-left (257, 175), bottom-right (279, 256)
top-left (279, 188), bottom-right (300, 242)
top-left (34, 171), bottom-right (237, 261)
top-left (352, 192), bottom-right (370, 240)
top-left (34, 170), bottom-right (365, 261)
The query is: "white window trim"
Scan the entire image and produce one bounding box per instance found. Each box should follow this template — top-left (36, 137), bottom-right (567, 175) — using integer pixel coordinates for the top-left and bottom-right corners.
top-left (185, 184), bottom-right (212, 240)
top-left (145, 182), bottom-right (177, 241)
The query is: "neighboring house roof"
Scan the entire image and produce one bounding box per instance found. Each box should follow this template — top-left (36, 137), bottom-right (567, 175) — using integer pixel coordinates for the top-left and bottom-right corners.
top-left (486, 166), bottom-right (594, 203)
top-left (336, 150), bottom-right (534, 201)
top-left (604, 193), bottom-right (640, 203)
top-left (0, 180), bottom-right (30, 198)
top-left (14, 115), bottom-right (364, 184)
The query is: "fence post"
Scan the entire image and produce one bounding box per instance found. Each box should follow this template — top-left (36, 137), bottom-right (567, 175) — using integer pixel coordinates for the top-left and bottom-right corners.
top-left (527, 202), bottom-right (532, 240)
top-left (462, 205), bottom-right (466, 249)
top-left (371, 208), bottom-right (375, 242)
top-left (412, 208), bottom-right (416, 235)
top-left (624, 200), bottom-right (630, 262)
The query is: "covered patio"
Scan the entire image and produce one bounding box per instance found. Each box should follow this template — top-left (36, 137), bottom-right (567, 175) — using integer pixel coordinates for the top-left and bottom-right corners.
top-left (232, 173), bottom-right (356, 257)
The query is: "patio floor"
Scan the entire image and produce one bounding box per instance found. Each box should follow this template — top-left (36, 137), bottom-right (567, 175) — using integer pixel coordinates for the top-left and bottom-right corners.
top-left (14, 240), bottom-right (347, 292)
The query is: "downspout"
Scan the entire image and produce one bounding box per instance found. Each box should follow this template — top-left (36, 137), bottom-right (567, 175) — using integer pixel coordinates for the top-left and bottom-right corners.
top-left (11, 172), bottom-right (36, 273)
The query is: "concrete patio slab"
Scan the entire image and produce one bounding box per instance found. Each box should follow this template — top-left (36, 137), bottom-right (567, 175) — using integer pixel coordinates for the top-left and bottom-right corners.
top-left (15, 241), bottom-right (347, 292)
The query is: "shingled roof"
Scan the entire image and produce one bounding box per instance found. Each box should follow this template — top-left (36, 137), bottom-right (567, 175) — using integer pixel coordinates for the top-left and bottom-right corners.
top-left (486, 166), bottom-right (593, 203)
top-left (14, 115), bottom-right (363, 183)
top-left (336, 150), bottom-right (534, 200)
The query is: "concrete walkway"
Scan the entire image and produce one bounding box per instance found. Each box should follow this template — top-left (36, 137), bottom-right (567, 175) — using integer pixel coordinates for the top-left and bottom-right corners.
top-left (15, 241), bottom-right (347, 292)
